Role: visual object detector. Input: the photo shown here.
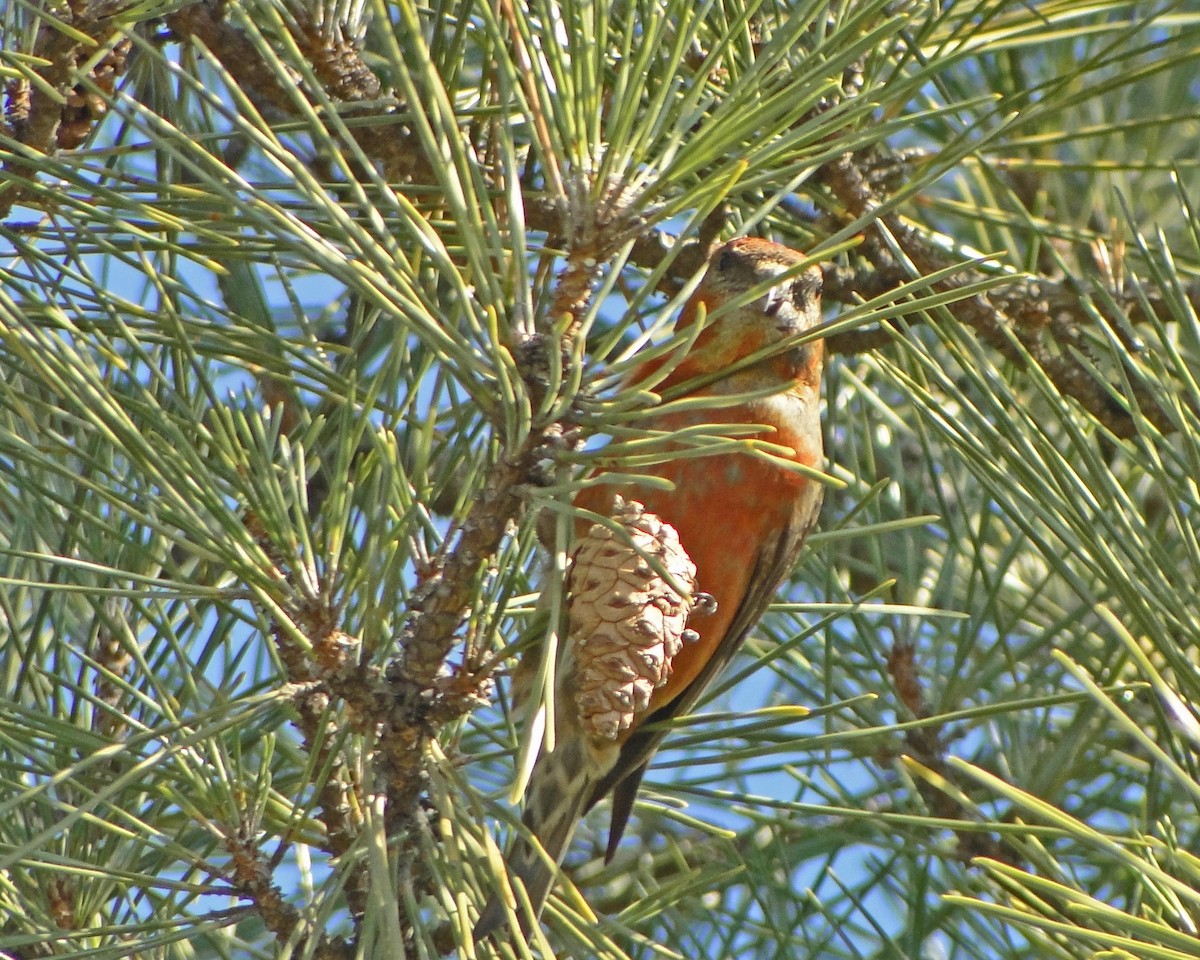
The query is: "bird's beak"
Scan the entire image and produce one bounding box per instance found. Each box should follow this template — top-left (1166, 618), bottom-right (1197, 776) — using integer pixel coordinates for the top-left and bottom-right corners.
top-left (766, 286), bottom-right (805, 335)
top-left (763, 285), bottom-right (789, 319)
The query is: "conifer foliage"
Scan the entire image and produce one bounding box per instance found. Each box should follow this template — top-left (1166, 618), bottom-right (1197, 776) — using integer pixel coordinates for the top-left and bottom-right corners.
top-left (2, 1), bottom-right (1199, 957)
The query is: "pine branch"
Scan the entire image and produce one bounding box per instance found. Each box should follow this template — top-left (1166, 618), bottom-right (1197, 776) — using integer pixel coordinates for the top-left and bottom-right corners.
top-left (0, 4), bottom-right (130, 215)
top-left (819, 150), bottom-right (1177, 439)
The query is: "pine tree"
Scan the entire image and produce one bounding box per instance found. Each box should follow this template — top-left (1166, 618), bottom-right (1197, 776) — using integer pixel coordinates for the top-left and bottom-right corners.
top-left (2, 1), bottom-right (1199, 957)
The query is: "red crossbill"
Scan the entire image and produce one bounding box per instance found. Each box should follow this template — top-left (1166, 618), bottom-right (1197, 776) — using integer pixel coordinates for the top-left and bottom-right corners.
top-left (476, 237), bottom-right (825, 937)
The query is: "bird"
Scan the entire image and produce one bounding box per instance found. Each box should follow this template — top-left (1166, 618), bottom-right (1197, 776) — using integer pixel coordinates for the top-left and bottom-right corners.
top-left (475, 236), bottom-right (826, 938)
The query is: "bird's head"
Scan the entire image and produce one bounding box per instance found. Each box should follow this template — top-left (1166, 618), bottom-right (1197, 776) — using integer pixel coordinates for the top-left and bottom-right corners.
top-left (656, 237), bottom-right (824, 391)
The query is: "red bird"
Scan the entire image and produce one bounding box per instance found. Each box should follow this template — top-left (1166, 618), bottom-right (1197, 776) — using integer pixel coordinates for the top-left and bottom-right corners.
top-left (476, 237), bottom-right (826, 937)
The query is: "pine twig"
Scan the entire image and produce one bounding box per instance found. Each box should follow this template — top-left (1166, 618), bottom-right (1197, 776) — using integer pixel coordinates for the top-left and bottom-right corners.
top-left (819, 152), bottom-right (1176, 439)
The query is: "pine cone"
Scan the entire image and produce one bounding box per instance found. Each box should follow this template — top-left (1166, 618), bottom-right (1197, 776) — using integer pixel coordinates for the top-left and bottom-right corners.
top-left (569, 498), bottom-right (700, 743)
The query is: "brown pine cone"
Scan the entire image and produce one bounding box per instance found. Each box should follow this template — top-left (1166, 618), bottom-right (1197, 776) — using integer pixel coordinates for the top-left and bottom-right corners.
top-left (568, 497), bottom-right (700, 743)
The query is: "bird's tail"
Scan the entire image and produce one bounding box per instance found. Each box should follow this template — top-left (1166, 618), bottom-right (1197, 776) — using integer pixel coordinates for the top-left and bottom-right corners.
top-left (473, 734), bottom-right (605, 939)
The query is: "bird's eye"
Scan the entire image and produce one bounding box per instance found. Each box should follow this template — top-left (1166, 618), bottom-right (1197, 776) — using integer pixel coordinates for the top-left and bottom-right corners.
top-left (717, 249), bottom-right (736, 272)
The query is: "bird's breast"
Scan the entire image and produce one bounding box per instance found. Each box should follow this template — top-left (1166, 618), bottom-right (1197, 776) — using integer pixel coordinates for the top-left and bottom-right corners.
top-left (572, 388), bottom-right (823, 720)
